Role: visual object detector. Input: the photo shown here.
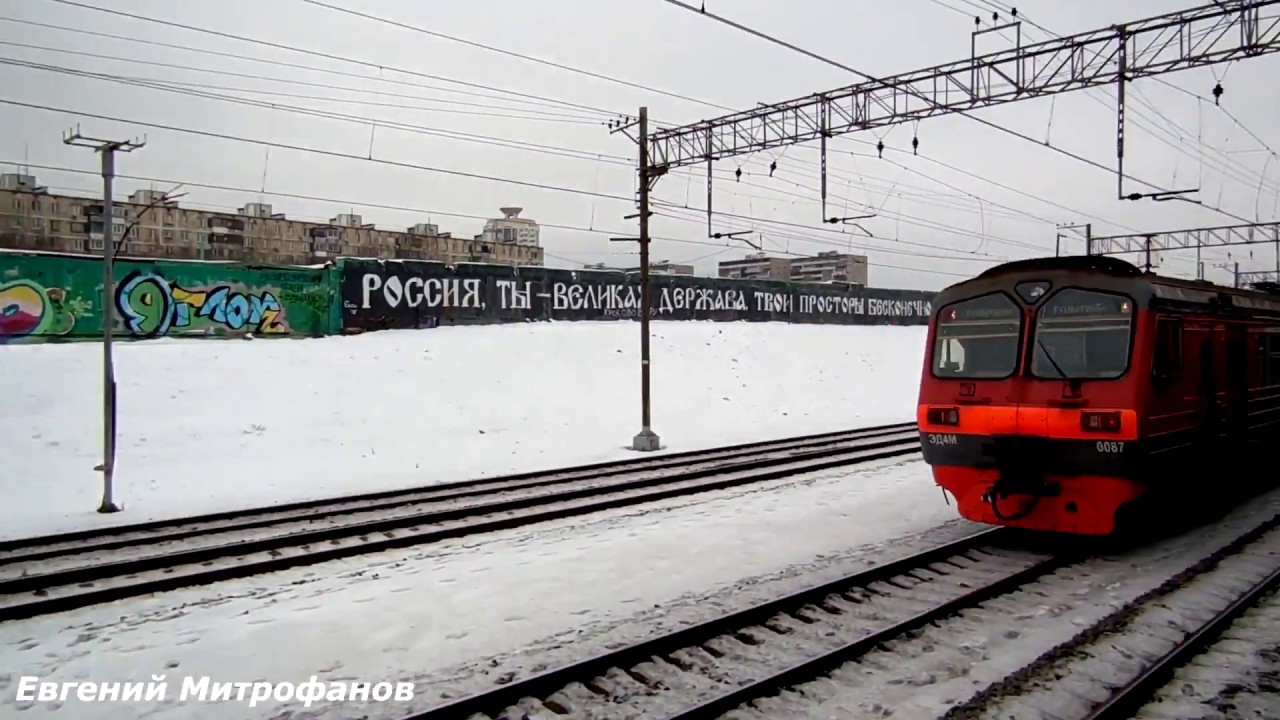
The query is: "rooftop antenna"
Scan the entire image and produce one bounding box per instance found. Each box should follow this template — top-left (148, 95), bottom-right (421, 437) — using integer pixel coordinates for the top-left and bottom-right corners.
top-left (259, 148), bottom-right (270, 203)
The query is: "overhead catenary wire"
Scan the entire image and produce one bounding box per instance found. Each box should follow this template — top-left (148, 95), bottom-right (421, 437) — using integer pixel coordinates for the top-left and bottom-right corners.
top-left (0, 58), bottom-right (633, 162)
top-left (933, 0), bottom-right (1280, 201)
top-left (0, 58), bottom-right (1057, 261)
top-left (3, 48), bottom-right (1048, 227)
top-left (0, 30), bottom-right (608, 121)
top-left (7, 160), bottom-right (979, 278)
top-left (658, 0), bottom-right (1254, 225)
top-left (17, 0), bottom-right (1261, 274)
top-left (17, 0), bottom-right (1143, 248)
top-left (27, 0), bottom-right (1146, 234)
top-left (0, 98), bottom-right (635, 203)
top-left (37, 0), bottom-right (628, 120)
top-left (297, 0), bottom-right (734, 112)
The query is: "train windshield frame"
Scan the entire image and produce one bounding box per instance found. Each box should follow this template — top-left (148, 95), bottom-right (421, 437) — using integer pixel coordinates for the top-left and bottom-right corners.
top-left (1030, 287), bottom-right (1135, 381)
top-left (931, 292), bottom-right (1023, 379)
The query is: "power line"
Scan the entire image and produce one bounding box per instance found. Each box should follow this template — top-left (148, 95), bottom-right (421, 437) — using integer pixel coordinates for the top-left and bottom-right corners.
top-left (937, 0), bottom-right (1280, 201)
top-left (0, 98), bottom-right (634, 202)
top-left (1, 54), bottom-right (1069, 260)
top-left (17, 1), bottom-right (1135, 243)
top-left (655, 204), bottom-right (1008, 265)
top-left (26, 0), bottom-right (1203, 265)
top-left (0, 38), bottom-right (607, 123)
top-left (298, 0), bottom-right (732, 112)
top-left (39, 0), bottom-right (625, 120)
top-left (0, 58), bottom-right (633, 164)
top-left (0, 42), bottom-right (1058, 228)
top-left (6, 160), bottom-right (979, 277)
top-left (0, 16), bottom-right (606, 118)
top-left (1, 61), bottom-right (1027, 262)
top-left (656, 0), bottom-right (1258, 225)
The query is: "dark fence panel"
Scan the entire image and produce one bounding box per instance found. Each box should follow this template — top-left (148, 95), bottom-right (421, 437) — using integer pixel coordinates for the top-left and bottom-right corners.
top-left (339, 258), bottom-right (936, 331)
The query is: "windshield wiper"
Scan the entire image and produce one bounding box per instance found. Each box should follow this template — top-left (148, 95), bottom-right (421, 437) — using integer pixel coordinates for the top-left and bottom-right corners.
top-left (1037, 338), bottom-right (1071, 380)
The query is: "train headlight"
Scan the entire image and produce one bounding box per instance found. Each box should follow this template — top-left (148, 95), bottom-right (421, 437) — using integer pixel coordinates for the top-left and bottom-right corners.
top-left (927, 407), bottom-right (960, 426)
top-left (1080, 411), bottom-right (1121, 432)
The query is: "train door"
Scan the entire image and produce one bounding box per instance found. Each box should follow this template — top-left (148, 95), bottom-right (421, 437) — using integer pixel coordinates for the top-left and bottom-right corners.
top-left (1198, 336), bottom-right (1220, 450)
top-left (1225, 325), bottom-right (1248, 450)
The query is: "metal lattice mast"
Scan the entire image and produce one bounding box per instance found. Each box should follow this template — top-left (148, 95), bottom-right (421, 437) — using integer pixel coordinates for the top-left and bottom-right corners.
top-left (648, 2), bottom-right (1280, 172)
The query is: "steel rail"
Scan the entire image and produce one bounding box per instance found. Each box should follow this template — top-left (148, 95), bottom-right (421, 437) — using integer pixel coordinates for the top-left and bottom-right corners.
top-left (0, 421), bottom-right (917, 558)
top-left (399, 528), bottom-right (1062, 720)
top-left (1081, 561), bottom-right (1280, 720)
top-left (0, 432), bottom-right (920, 622)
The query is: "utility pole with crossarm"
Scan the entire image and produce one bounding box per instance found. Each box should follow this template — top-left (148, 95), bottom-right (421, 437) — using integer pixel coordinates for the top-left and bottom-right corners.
top-left (611, 2), bottom-right (1280, 450)
top-left (63, 125), bottom-right (146, 514)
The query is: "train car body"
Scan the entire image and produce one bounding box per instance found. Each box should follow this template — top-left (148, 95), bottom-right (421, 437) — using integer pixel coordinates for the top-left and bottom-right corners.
top-left (917, 256), bottom-right (1280, 535)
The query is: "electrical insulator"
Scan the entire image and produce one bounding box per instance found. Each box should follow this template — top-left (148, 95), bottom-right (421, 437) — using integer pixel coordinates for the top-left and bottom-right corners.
top-left (876, 140), bottom-right (885, 158)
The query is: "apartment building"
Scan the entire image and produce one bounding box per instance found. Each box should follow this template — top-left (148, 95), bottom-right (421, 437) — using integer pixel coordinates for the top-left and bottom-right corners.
top-left (717, 250), bottom-right (869, 285)
top-left (0, 173), bottom-right (545, 267)
top-left (582, 260), bottom-right (695, 275)
top-left (716, 253), bottom-right (794, 281)
top-left (480, 206), bottom-right (539, 246)
top-left (789, 251), bottom-right (869, 285)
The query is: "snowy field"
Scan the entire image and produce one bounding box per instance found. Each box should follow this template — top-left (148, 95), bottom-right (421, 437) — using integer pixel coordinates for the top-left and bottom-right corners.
top-left (0, 321), bottom-right (927, 540)
top-left (1, 455), bottom-right (959, 720)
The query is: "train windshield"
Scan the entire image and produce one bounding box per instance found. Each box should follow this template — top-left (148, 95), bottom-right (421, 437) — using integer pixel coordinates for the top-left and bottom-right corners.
top-left (1031, 288), bottom-right (1134, 380)
top-left (932, 293), bottom-right (1022, 378)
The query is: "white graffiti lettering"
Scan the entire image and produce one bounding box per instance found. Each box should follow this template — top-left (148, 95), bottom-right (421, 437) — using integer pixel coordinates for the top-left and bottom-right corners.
top-left (550, 282), bottom-right (642, 312)
top-left (753, 291), bottom-right (793, 314)
top-left (360, 273), bottom-right (483, 310)
top-left (793, 294), bottom-right (933, 317)
top-left (496, 280), bottom-right (532, 310)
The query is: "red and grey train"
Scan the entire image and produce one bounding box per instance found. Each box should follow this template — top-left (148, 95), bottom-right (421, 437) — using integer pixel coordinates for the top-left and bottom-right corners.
top-left (917, 255), bottom-right (1280, 535)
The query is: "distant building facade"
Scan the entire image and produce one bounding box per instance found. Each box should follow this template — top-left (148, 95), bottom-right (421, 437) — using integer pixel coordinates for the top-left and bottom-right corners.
top-left (718, 250), bottom-right (869, 285)
top-left (583, 260), bottom-right (695, 275)
top-left (717, 253), bottom-right (794, 281)
top-left (480, 206), bottom-right (539, 247)
top-left (0, 174), bottom-right (544, 267)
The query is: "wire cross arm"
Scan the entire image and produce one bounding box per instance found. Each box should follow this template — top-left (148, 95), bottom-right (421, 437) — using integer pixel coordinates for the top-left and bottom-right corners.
top-left (646, 1), bottom-right (1280, 171)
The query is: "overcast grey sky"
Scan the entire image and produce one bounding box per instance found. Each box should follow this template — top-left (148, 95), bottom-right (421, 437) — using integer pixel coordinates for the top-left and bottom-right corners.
top-left (1, 0), bottom-right (1278, 290)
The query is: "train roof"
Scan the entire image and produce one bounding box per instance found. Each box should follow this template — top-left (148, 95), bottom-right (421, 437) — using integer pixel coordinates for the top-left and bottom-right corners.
top-left (939, 255), bottom-right (1280, 317)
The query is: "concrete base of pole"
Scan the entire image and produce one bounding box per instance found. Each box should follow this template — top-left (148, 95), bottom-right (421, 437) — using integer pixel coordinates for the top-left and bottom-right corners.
top-left (631, 428), bottom-right (661, 451)
top-left (97, 503), bottom-right (122, 514)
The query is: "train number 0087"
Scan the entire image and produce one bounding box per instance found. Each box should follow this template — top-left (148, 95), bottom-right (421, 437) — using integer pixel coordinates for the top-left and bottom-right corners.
top-left (1095, 441), bottom-right (1125, 453)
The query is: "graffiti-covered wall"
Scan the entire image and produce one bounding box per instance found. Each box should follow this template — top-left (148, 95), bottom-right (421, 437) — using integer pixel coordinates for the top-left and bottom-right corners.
top-left (0, 250), bottom-right (938, 343)
top-left (339, 259), bottom-right (935, 330)
top-left (0, 251), bottom-right (335, 342)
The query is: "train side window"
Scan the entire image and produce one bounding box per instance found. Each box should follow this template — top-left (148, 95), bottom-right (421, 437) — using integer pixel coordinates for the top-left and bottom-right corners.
top-left (1152, 317), bottom-right (1183, 379)
top-left (1266, 334), bottom-right (1280, 386)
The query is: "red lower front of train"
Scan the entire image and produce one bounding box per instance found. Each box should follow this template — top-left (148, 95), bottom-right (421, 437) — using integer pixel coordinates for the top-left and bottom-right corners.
top-left (917, 404), bottom-right (1147, 536)
top-left (928, 463), bottom-right (1145, 535)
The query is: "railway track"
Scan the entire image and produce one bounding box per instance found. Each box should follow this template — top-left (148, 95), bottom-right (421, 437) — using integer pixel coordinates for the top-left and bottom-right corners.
top-left (399, 529), bottom-right (1065, 720)
top-left (0, 422), bottom-right (919, 622)
top-left (942, 512), bottom-right (1280, 720)
top-left (401, 513), bottom-right (1280, 720)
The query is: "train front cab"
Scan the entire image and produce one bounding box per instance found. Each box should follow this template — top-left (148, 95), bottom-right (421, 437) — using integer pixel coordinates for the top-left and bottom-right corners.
top-left (918, 277), bottom-right (1145, 535)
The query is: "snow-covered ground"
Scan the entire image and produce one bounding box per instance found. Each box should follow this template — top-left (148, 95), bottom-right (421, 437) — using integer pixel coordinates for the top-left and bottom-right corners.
top-left (1, 321), bottom-right (927, 539)
top-left (0, 455), bottom-right (959, 720)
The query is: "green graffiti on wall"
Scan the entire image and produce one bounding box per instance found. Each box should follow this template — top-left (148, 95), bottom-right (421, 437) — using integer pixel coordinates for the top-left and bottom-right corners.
top-left (0, 278), bottom-right (94, 340)
top-left (0, 252), bottom-right (333, 341)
